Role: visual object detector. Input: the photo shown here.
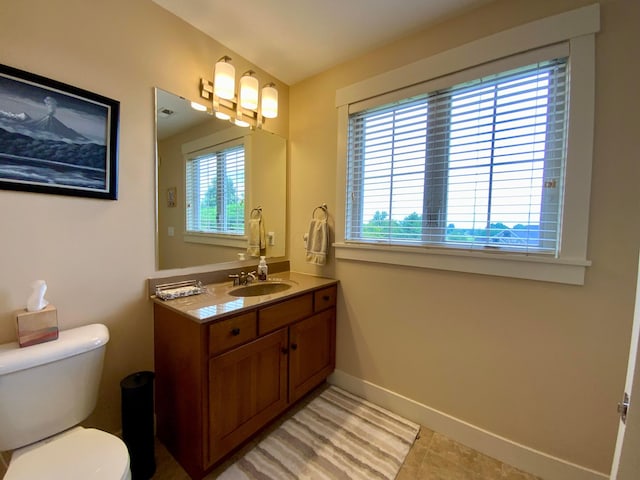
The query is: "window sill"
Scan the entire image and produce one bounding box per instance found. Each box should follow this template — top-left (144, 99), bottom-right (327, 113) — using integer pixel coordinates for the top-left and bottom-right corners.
top-left (334, 242), bottom-right (590, 285)
top-left (184, 233), bottom-right (247, 248)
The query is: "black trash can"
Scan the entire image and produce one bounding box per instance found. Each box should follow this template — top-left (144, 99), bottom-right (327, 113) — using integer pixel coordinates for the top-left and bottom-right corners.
top-left (121, 371), bottom-right (156, 480)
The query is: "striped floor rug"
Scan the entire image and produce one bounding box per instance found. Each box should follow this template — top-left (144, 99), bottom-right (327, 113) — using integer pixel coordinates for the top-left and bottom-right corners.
top-left (217, 385), bottom-right (420, 480)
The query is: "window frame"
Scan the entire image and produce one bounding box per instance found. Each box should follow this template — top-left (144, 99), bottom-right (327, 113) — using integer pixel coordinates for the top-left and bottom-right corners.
top-left (346, 57), bottom-right (569, 253)
top-left (334, 5), bottom-right (599, 285)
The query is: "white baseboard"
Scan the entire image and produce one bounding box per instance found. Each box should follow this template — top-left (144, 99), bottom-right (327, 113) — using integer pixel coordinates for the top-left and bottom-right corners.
top-left (328, 369), bottom-right (608, 480)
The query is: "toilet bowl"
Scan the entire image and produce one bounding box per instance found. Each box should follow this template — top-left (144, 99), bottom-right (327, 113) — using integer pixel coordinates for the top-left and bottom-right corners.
top-left (4, 427), bottom-right (131, 480)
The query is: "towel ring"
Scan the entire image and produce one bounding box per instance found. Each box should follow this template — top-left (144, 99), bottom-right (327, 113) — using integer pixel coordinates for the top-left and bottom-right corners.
top-left (251, 206), bottom-right (262, 219)
top-left (313, 204), bottom-right (328, 220)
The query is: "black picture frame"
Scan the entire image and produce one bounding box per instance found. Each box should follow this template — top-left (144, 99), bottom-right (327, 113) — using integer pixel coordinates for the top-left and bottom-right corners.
top-left (0, 64), bottom-right (119, 200)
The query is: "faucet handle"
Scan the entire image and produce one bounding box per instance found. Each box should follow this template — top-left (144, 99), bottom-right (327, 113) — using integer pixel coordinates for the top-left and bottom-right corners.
top-left (228, 273), bottom-right (240, 286)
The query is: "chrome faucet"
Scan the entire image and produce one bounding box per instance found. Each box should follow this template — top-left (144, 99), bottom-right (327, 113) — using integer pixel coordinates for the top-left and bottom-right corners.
top-left (242, 271), bottom-right (257, 285)
top-left (230, 271), bottom-right (257, 286)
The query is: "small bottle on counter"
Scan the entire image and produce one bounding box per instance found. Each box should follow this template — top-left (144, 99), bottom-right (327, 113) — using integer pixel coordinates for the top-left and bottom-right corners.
top-left (257, 256), bottom-right (268, 281)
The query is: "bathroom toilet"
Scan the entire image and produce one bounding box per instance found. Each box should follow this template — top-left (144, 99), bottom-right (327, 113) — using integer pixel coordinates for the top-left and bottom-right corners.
top-left (0, 323), bottom-right (131, 479)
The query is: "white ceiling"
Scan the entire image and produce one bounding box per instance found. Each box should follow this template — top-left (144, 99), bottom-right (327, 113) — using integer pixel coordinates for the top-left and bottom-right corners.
top-left (152, 0), bottom-right (492, 85)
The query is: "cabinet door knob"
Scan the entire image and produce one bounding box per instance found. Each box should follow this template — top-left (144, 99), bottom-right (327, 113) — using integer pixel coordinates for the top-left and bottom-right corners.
top-left (290, 343), bottom-right (298, 351)
top-left (281, 347), bottom-right (289, 354)
top-left (231, 327), bottom-right (241, 336)
top-left (323, 295), bottom-right (330, 301)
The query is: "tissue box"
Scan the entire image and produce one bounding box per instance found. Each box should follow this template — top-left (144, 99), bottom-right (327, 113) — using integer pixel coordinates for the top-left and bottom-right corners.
top-left (16, 305), bottom-right (59, 347)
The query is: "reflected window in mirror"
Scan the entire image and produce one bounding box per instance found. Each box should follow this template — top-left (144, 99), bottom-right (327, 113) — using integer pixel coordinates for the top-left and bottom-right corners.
top-left (186, 139), bottom-right (245, 237)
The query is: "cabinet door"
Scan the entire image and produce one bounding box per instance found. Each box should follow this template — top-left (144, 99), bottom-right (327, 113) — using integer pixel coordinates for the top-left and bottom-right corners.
top-left (289, 309), bottom-right (336, 403)
top-left (208, 328), bottom-right (288, 466)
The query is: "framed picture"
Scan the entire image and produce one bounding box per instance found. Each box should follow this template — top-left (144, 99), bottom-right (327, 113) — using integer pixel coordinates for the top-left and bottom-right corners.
top-left (0, 64), bottom-right (119, 200)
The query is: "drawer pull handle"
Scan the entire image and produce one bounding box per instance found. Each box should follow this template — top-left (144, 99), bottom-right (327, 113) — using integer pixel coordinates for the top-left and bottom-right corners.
top-left (290, 343), bottom-right (298, 351)
top-left (323, 295), bottom-right (330, 301)
top-left (231, 328), bottom-right (241, 336)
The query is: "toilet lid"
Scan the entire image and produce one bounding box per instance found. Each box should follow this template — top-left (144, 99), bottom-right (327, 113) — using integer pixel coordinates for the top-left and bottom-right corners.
top-left (6, 427), bottom-right (130, 480)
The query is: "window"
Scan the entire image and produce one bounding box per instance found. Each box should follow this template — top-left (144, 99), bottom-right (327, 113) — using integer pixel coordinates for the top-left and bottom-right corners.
top-left (346, 59), bottom-right (568, 255)
top-left (185, 142), bottom-right (245, 236)
top-left (335, 5), bottom-right (599, 284)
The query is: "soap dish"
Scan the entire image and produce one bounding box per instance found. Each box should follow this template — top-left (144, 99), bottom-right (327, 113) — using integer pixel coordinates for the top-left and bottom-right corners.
top-left (155, 280), bottom-right (205, 301)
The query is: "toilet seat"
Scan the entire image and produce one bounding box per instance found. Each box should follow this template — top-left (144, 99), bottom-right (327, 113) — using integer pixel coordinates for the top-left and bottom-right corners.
top-left (5, 427), bottom-right (131, 480)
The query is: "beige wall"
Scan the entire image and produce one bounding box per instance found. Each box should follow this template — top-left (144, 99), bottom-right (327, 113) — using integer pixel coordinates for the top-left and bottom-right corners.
top-left (2, 0), bottom-right (638, 476)
top-left (0, 0), bottom-right (287, 433)
top-left (289, 0), bottom-right (639, 474)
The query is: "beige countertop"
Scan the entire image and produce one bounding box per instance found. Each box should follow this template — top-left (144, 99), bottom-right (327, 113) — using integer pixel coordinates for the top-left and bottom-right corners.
top-left (152, 271), bottom-right (338, 323)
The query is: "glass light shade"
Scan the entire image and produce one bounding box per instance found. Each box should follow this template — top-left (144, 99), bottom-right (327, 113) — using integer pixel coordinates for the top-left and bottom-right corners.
top-left (190, 101), bottom-right (207, 112)
top-left (240, 74), bottom-right (259, 110)
top-left (215, 110), bottom-right (231, 120)
top-left (261, 84), bottom-right (278, 118)
top-left (214, 60), bottom-right (235, 100)
top-left (234, 118), bottom-right (250, 128)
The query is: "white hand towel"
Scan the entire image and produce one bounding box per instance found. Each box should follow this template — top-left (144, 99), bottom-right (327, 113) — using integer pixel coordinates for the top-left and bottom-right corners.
top-left (247, 217), bottom-right (266, 257)
top-left (305, 217), bottom-right (328, 265)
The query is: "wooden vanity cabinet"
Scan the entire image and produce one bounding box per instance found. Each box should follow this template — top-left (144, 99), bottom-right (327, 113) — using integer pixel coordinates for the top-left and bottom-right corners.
top-left (154, 283), bottom-right (337, 480)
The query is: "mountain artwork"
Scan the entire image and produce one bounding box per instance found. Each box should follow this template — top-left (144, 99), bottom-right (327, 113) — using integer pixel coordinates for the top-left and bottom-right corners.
top-left (0, 64), bottom-right (119, 199)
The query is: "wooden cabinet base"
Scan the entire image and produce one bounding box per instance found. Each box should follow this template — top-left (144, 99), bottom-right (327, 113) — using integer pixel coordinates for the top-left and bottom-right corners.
top-left (154, 284), bottom-right (337, 479)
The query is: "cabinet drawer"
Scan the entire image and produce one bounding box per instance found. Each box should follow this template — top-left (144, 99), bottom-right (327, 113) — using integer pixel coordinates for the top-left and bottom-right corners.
top-left (258, 294), bottom-right (313, 335)
top-left (314, 285), bottom-right (337, 312)
top-left (209, 311), bottom-right (257, 356)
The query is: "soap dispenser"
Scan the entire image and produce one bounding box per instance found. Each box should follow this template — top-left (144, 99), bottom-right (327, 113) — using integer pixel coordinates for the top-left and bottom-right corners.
top-left (257, 256), bottom-right (268, 281)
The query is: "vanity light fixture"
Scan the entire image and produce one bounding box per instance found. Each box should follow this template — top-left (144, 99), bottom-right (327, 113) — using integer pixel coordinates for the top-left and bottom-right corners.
top-left (200, 56), bottom-right (278, 129)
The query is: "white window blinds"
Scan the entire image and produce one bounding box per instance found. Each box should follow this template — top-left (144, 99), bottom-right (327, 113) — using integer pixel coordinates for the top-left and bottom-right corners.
top-left (346, 57), bottom-right (568, 255)
top-left (186, 143), bottom-right (245, 235)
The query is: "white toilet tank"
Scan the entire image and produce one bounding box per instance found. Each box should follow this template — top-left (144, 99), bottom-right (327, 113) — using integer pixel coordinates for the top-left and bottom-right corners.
top-left (0, 323), bottom-right (110, 451)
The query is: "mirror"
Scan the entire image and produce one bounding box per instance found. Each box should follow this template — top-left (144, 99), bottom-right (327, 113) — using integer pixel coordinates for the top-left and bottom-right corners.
top-left (155, 88), bottom-right (286, 270)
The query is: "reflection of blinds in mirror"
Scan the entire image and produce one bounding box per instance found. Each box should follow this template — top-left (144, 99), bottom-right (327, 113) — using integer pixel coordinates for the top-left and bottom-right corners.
top-left (186, 144), bottom-right (245, 235)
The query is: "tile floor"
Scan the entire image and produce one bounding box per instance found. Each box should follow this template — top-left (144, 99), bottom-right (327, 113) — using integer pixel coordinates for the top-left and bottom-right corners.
top-left (395, 429), bottom-right (542, 480)
top-left (152, 386), bottom-right (542, 480)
